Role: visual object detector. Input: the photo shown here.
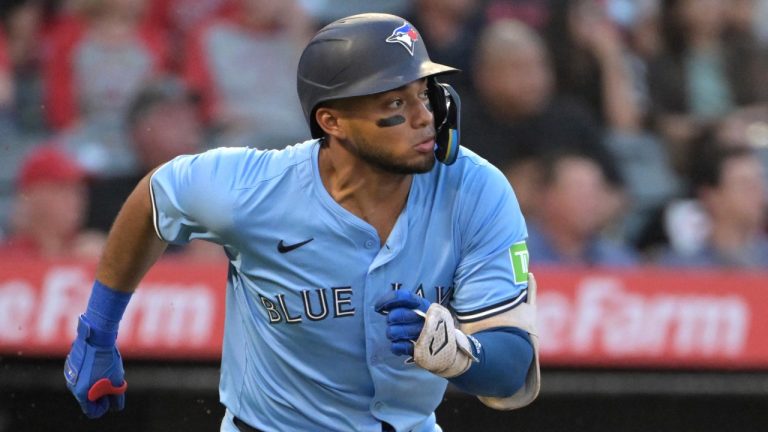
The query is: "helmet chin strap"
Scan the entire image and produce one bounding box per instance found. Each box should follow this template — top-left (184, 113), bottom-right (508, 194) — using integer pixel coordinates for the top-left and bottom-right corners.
top-left (428, 78), bottom-right (461, 165)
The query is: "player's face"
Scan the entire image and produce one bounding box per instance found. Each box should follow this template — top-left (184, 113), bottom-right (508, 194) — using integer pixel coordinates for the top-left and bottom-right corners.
top-left (334, 79), bottom-right (437, 174)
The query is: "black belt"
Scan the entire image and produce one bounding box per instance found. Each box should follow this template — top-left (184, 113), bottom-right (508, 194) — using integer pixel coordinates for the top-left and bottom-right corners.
top-left (233, 416), bottom-right (263, 432)
top-left (233, 416), bottom-right (397, 432)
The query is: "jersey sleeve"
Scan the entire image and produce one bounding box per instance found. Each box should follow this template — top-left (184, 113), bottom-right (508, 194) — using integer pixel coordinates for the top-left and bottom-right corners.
top-left (149, 147), bottom-right (245, 245)
top-left (451, 161), bottom-right (529, 323)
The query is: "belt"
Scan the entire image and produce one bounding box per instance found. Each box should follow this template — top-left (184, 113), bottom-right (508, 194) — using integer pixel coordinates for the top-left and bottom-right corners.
top-left (233, 416), bottom-right (397, 432)
top-left (233, 416), bottom-right (262, 432)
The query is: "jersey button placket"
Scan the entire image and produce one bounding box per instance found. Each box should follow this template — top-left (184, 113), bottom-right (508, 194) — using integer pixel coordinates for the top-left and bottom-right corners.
top-left (364, 239), bottom-right (375, 249)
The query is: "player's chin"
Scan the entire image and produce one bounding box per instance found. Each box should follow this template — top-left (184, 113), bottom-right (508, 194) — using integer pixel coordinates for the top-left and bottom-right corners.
top-left (407, 153), bottom-right (436, 174)
top-left (382, 153), bottom-right (435, 175)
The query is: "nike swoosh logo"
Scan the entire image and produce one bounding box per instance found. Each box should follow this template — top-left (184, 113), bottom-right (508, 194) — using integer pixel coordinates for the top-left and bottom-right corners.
top-left (277, 238), bottom-right (314, 253)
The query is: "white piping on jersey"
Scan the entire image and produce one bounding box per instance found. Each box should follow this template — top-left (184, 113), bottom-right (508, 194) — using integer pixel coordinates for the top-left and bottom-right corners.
top-left (148, 169), bottom-right (165, 242)
top-left (455, 288), bottom-right (527, 322)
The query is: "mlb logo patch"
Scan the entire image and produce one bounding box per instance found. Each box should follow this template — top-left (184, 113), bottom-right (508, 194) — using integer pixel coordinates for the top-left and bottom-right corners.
top-left (386, 21), bottom-right (419, 56)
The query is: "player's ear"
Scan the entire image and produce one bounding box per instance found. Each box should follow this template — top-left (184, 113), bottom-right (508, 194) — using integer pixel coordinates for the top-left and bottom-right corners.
top-left (315, 107), bottom-right (347, 140)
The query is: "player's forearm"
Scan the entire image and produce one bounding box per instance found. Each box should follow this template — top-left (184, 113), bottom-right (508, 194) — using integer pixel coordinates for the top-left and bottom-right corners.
top-left (95, 173), bottom-right (168, 293)
top-left (449, 327), bottom-right (533, 397)
top-left (64, 174), bottom-right (165, 417)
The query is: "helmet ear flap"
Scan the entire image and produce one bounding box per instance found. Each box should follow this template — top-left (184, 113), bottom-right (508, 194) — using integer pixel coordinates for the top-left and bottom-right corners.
top-left (428, 78), bottom-right (461, 165)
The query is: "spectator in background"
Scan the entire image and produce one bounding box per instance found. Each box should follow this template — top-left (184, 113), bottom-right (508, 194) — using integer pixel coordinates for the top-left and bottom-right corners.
top-left (145, 0), bottom-right (233, 70)
top-left (404, 0), bottom-right (484, 93)
top-left (543, 0), bottom-right (642, 133)
top-left (1, 0), bottom-right (48, 137)
top-left (463, 18), bottom-right (622, 216)
top-left (482, 0), bottom-right (551, 31)
top-left (0, 145), bottom-right (105, 259)
top-left (526, 150), bottom-right (638, 266)
top-left (546, 0), bottom-right (682, 243)
top-left (183, 0), bottom-right (312, 149)
top-left (657, 144), bottom-right (768, 268)
top-left (0, 23), bottom-right (14, 145)
top-left (86, 76), bottom-right (201, 231)
top-left (0, 24), bottom-right (22, 233)
top-left (298, 0), bottom-right (411, 25)
top-left (755, 0), bottom-right (768, 48)
top-left (86, 76), bottom-right (223, 260)
top-left (605, 0), bottom-right (662, 116)
top-left (648, 0), bottom-right (768, 178)
top-left (724, 0), bottom-right (761, 43)
top-left (43, 0), bottom-right (169, 176)
top-left (0, 25), bottom-right (12, 115)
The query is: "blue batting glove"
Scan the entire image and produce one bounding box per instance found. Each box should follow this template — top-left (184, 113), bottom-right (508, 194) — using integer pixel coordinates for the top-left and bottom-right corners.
top-left (375, 290), bottom-right (432, 357)
top-left (64, 315), bottom-right (127, 418)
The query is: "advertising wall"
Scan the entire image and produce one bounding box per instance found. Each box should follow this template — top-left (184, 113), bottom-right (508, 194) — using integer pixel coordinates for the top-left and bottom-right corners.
top-left (2, 258), bottom-right (767, 369)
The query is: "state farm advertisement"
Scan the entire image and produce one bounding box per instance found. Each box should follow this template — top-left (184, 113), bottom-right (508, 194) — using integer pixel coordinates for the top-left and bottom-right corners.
top-left (0, 258), bottom-right (227, 360)
top-left (1, 258), bottom-right (767, 369)
top-left (535, 267), bottom-right (768, 369)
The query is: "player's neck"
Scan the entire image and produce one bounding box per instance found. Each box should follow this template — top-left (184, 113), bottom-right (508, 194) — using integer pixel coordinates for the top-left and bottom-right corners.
top-left (318, 144), bottom-right (412, 243)
top-left (319, 142), bottom-right (412, 201)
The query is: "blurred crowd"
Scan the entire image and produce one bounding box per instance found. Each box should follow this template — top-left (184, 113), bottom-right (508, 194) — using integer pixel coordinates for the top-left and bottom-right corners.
top-left (0, 0), bottom-right (766, 268)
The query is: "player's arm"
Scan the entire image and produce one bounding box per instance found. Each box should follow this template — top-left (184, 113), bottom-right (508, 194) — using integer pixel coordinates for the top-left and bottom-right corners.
top-left (64, 172), bottom-right (168, 419)
top-left (375, 273), bottom-right (539, 409)
top-left (448, 160), bottom-right (539, 409)
top-left (452, 272), bottom-right (539, 409)
top-left (378, 159), bottom-right (540, 408)
top-left (97, 172), bottom-right (168, 291)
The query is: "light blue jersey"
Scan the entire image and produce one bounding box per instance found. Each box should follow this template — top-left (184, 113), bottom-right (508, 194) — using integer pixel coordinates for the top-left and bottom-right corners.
top-left (150, 140), bottom-right (528, 432)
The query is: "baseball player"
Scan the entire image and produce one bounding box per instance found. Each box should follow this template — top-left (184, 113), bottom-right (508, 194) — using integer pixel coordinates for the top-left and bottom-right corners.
top-left (63, 13), bottom-right (540, 432)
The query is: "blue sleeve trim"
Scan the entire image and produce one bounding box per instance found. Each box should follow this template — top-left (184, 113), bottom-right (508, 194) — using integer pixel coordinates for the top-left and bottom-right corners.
top-left (449, 326), bottom-right (533, 397)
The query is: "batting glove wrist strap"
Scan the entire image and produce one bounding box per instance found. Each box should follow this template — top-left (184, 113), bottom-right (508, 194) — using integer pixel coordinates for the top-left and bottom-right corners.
top-left (84, 280), bottom-right (132, 333)
top-left (414, 303), bottom-right (479, 378)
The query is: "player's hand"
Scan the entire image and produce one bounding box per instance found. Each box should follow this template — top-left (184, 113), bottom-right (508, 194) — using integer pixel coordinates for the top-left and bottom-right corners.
top-left (375, 290), bottom-right (431, 357)
top-left (375, 291), bottom-right (478, 378)
top-left (64, 315), bottom-right (127, 418)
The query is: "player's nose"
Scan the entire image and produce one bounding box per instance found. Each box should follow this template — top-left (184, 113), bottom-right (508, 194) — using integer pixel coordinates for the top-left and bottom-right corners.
top-left (410, 98), bottom-right (433, 129)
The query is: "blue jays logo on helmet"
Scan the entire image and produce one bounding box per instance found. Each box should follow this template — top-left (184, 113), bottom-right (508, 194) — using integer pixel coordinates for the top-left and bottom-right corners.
top-left (385, 21), bottom-right (419, 56)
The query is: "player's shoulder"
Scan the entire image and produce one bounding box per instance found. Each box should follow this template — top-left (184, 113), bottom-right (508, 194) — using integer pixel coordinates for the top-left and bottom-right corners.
top-left (452, 146), bottom-right (495, 169)
top-left (187, 139), bottom-right (316, 187)
top-left (433, 146), bottom-right (510, 190)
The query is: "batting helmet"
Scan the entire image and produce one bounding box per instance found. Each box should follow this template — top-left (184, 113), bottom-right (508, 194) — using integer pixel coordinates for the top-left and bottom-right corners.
top-left (297, 13), bottom-right (462, 164)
